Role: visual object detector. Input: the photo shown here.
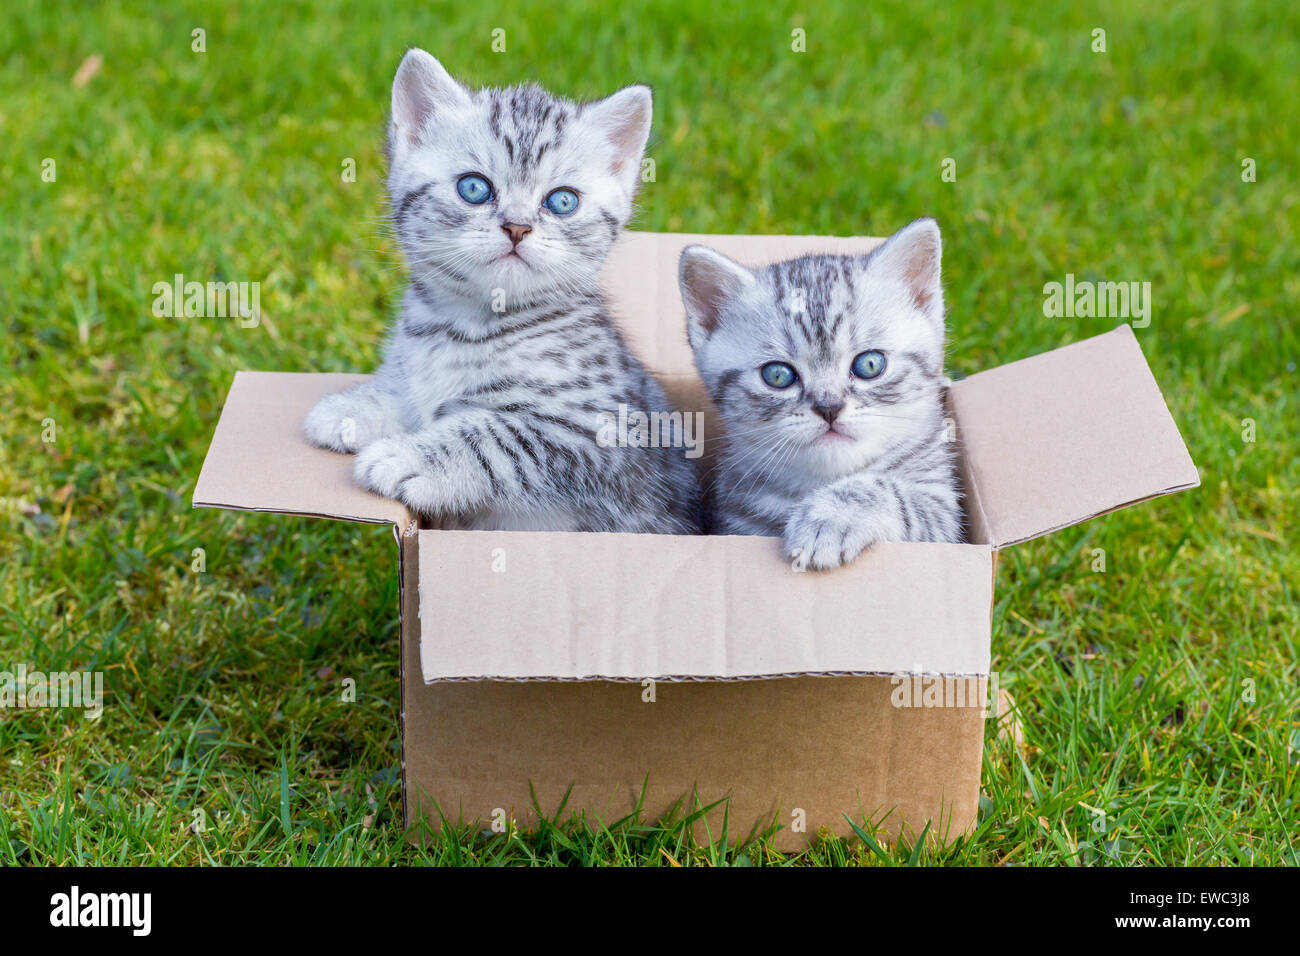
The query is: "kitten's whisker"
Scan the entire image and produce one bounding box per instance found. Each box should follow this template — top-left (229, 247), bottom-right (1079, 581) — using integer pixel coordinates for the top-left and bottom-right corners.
top-left (702, 429), bottom-right (782, 481)
top-left (728, 434), bottom-right (800, 500)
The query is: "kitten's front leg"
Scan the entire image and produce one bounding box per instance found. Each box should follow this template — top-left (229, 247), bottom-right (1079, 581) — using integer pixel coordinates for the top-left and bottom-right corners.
top-left (352, 411), bottom-right (506, 517)
top-left (783, 476), bottom-right (908, 571)
top-left (303, 381), bottom-right (404, 453)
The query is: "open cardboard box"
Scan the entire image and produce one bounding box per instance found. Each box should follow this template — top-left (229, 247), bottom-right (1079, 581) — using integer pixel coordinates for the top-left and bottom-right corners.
top-left (192, 231), bottom-right (1199, 850)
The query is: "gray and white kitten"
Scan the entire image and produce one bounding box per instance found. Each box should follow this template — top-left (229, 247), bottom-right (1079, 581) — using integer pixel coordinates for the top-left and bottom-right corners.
top-left (304, 50), bottom-right (701, 533)
top-left (679, 218), bottom-right (962, 568)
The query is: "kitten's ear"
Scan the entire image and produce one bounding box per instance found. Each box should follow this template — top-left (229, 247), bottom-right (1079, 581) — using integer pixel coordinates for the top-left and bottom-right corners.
top-left (584, 85), bottom-right (653, 194)
top-left (390, 49), bottom-right (471, 147)
top-left (679, 246), bottom-right (755, 350)
top-left (867, 218), bottom-right (944, 323)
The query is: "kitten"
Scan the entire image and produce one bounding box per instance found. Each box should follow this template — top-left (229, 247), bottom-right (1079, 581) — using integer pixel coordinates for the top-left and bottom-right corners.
top-left (679, 218), bottom-right (963, 568)
top-left (304, 50), bottom-right (701, 534)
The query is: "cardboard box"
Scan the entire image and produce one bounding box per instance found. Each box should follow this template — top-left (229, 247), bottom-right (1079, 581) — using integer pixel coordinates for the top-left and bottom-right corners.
top-left (192, 231), bottom-right (1199, 850)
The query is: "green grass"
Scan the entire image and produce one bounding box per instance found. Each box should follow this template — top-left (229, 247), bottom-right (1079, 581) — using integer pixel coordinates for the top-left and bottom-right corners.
top-left (1, 0), bottom-right (1296, 865)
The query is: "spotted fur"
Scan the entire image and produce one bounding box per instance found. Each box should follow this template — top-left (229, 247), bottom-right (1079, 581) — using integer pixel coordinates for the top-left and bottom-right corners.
top-left (679, 219), bottom-right (962, 568)
top-left (304, 49), bottom-right (701, 533)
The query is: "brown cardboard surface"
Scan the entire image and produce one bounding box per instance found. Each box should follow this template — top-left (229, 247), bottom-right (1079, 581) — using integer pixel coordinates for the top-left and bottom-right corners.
top-left (400, 487), bottom-right (988, 851)
top-left (402, 670), bottom-right (988, 852)
top-left (417, 530), bottom-right (993, 682)
top-left (949, 325), bottom-right (1200, 548)
top-left (192, 371), bottom-right (410, 526)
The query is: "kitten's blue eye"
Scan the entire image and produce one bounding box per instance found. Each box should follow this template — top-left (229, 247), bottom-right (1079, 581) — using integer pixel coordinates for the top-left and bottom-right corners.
top-left (760, 362), bottom-right (798, 389)
top-left (544, 188), bottom-right (579, 215)
top-left (851, 350), bottom-right (887, 379)
top-left (457, 174), bottom-right (493, 204)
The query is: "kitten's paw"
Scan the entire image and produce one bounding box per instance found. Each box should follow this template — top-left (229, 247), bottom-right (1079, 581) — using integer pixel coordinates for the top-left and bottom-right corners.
top-left (353, 438), bottom-right (425, 501)
top-left (783, 498), bottom-right (878, 571)
top-left (303, 390), bottom-right (393, 453)
top-left (303, 394), bottom-right (362, 453)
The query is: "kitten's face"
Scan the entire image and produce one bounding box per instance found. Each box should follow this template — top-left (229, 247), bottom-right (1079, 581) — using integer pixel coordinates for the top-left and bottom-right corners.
top-left (386, 50), bottom-right (651, 308)
top-left (681, 220), bottom-right (947, 482)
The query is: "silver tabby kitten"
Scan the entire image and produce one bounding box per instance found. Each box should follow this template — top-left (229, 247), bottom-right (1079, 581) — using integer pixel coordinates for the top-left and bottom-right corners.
top-left (679, 218), bottom-right (963, 568)
top-left (304, 50), bottom-right (701, 533)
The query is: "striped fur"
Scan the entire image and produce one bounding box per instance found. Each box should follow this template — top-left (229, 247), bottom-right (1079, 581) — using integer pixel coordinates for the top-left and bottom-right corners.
top-left (680, 219), bottom-right (962, 568)
top-left (304, 50), bottom-right (701, 533)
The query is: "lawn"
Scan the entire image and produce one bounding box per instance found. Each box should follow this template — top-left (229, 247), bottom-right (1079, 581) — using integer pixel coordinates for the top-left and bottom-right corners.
top-left (0, 0), bottom-right (1296, 865)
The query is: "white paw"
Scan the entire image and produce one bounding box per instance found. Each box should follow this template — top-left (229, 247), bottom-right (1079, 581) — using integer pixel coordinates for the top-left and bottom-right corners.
top-left (783, 497), bottom-right (878, 571)
top-left (303, 391), bottom-right (392, 453)
top-left (303, 396), bottom-right (358, 453)
top-left (353, 438), bottom-right (425, 500)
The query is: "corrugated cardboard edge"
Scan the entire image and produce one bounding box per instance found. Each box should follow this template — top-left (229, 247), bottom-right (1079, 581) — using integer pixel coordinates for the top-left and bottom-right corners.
top-left (412, 670), bottom-right (990, 682)
top-left (190, 504), bottom-right (396, 525)
top-left (397, 520), bottom-right (417, 834)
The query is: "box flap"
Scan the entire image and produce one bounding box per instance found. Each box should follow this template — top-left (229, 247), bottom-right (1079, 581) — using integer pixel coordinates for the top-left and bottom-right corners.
top-left (949, 325), bottom-right (1199, 548)
top-left (418, 531), bottom-right (992, 682)
top-left (192, 371), bottom-right (410, 526)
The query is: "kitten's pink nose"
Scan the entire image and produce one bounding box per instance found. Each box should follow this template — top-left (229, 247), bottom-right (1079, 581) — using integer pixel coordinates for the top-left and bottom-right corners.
top-left (812, 399), bottom-right (845, 424)
top-left (501, 222), bottom-right (533, 246)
